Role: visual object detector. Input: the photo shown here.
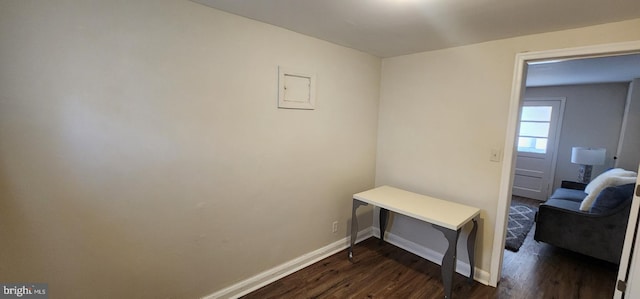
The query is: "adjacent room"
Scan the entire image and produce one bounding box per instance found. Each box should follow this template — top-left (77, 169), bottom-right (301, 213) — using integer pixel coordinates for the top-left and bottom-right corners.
top-left (501, 54), bottom-right (640, 298)
top-left (1, 0), bottom-right (640, 298)
top-left (509, 54), bottom-right (640, 255)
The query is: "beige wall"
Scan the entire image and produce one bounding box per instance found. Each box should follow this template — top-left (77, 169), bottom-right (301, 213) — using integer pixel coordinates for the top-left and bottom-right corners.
top-left (377, 19), bottom-right (640, 276)
top-left (0, 1), bottom-right (379, 298)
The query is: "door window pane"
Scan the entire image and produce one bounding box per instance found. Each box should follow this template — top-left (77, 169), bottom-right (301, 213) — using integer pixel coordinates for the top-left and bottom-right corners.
top-left (518, 105), bottom-right (553, 154)
top-left (518, 137), bottom-right (548, 153)
top-left (521, 106), bottom-right (552, 121)
top-left (519, 122), bottom-right (550, 138)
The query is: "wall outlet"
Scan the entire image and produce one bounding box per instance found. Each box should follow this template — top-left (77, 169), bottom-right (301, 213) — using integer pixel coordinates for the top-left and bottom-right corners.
top-left (332, 221), bottom-right (338, 233)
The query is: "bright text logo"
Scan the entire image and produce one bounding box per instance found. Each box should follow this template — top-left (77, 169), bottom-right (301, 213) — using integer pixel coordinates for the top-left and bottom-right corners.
top-left (0, 284), bottom-right (47, 299)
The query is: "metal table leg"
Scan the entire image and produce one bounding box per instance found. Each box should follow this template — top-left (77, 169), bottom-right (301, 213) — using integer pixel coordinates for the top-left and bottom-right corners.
top-left (349, 199), bottom-right (368, 260)
top-left (467, 216), bottom-right (479, 282)
top-left (434, 224), bottom-right (460, 299)
top-left (379, 207), bottom-right (389, 244)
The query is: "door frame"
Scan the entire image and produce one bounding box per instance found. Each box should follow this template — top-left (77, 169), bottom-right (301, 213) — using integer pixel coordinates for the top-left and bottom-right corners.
top-left (614, 166), bottom-right (640, 298)
top-left (489, 40), bottom-right (640, 287)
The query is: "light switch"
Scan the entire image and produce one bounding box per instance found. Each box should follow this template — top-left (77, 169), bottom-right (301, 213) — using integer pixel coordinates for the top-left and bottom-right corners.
top-left (490, 148), bottom-right (502, 162)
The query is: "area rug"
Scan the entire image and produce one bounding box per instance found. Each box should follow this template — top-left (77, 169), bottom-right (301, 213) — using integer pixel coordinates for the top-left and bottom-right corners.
top-left (505, 205), bottom-right (537, 252)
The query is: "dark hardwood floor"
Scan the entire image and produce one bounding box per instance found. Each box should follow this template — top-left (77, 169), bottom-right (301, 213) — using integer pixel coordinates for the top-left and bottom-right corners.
top-left (241, 237), bottom-right (494, 299)
top-left (500, 223), bottom-right (617, 298)
top-left (242, 201), bottom-right (618, 298)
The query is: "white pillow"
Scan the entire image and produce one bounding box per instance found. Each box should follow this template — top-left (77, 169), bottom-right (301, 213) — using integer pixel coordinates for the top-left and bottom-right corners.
top-left (580, 175), bottom-right (637, 211)
top-left (585, 168), bottom-right (638, 194)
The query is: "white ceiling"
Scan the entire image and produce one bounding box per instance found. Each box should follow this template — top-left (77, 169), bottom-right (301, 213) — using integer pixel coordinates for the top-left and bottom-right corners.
top-left (193, 0), bottom-right (640, 58)
top-left (192, 0), bottom-right (640, 86)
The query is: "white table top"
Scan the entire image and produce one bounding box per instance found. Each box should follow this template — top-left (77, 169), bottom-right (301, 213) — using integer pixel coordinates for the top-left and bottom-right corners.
top-left (353, 185), bottom-right (480, 230)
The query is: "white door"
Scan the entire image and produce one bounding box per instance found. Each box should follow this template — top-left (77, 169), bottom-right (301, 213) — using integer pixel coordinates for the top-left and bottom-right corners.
top-left (614, 165), bottom-right (640, 299)
top-left (512, 99), bottom-right (564, 201)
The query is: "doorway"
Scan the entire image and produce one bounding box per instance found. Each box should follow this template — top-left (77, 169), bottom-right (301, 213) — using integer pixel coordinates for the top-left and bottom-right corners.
top-left (489, 41), bottom-right (640, 287)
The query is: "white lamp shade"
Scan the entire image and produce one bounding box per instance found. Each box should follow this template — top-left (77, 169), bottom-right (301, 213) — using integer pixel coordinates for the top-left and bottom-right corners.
top-left (571, 147), bottom-right (606, 165)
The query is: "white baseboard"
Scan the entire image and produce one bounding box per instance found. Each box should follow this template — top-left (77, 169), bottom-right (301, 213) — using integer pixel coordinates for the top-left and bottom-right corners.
top-left (203, 227), bottom-right (373, 299)
top-left (372, 228), bottom-right (491, 285)
top-left (203, 226), bottom-right (491, 299)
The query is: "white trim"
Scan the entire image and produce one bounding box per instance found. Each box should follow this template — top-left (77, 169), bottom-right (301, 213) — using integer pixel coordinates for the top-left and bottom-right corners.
top-left (546, 98), bottom-right (566, 196)
top-left (614, 167), bottom-right (640, 299)
top-left (372, 228), bottom-right (491, 285)
top-left (492, 40), bottom-right (640, 287)
top-left (202, 227), bottom-right (373, 299)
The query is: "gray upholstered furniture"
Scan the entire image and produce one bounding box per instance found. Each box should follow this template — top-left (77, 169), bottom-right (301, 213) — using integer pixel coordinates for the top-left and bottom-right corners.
top-left (534, 181), bottom-right (635, 264)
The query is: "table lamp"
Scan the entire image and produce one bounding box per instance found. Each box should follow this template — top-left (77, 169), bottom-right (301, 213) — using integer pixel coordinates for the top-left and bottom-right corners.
top-left (571, 147), bottom-right (606, 183)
